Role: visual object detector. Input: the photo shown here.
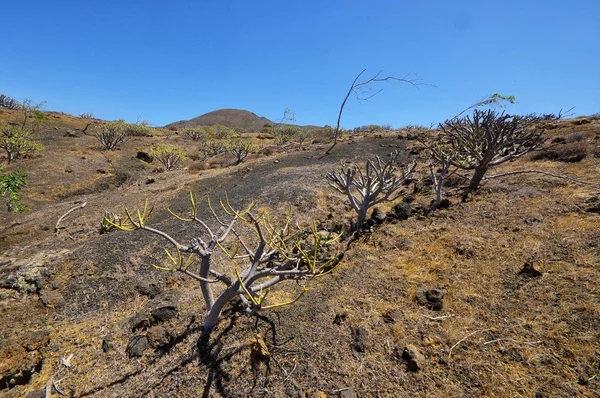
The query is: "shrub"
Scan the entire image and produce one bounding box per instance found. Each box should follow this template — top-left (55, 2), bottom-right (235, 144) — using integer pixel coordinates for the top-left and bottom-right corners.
top-left (105, 195), bottom-right (341, 331)
top-left (0, 94), bottom-right (20, 110)
top-left (226, 138), bottom-right (256, 165)
top-left (532, 142), bottom-right (588, 163)
top-left (434, 109), bottom-right (546, 195)
top-left (0, 168), bottom-right (28, 212)
top-left (94, 122), bottom-right (127, 150)
top-left (210, 124), bottom-right (234, 139)
top-left (78, 113), bottom-right (94, 119)
top-left (0, 127), bottom-right (45, 163)
top-left (182, 127), bottom-right (207, 141)
top-left (327, 151), bottom-right (416, 233)
top-left (149, 144), bottom-right (187, 170)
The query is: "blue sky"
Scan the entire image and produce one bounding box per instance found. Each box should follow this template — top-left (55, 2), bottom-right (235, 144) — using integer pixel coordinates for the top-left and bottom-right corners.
top-left (2, 1), bottom-right (599, 128)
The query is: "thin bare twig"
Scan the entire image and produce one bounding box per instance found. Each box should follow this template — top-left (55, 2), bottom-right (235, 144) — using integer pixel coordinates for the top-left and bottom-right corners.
top-left (448, 329), bottom-right (489, 360)
top-left (55, 202), bottom-right (87, 233)
top-left (482, 338), bottom-right (543, 346)
top-left (422, 314), bottom-right (455, 321)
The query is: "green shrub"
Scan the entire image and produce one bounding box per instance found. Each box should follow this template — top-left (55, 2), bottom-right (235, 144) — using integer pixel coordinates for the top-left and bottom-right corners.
top-left (0, 168), bottom-right (28, 212)
top-left (1, 127), bottom-right (45, 163)
top-left (150, 144), bottom-right (188, 170)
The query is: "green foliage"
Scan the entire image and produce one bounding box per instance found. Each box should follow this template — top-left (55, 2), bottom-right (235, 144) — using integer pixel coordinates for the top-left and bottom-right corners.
top-left (0, 127), bottom-right (45, 163)
top-left (182, 127), bottom-right (208, 141)
top-left (149, 144), bottom-right (188, 170)
top-left (210, 124), bottom-right (235, 139)
top-left (109, 119), bottom-right (153, 137)
top-left (0, 168), bottom-right (28, 212)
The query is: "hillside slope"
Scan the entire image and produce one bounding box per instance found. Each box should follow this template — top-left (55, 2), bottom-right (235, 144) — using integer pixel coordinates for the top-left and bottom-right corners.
top-left (165, 108), bottom-right (273, 132)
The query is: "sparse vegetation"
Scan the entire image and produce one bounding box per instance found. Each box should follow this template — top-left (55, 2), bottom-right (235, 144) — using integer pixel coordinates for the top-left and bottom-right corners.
top-left (226, 138), bottom-right (255, 165)
top-left (0, 127), bottom-right (45, 163)
top-left (149, 144), bottom-right (187, 170)
top-left (0, 94), bottom-right (20, 109)
top-left (0, 168), bottom-right (28, 212)
top-left (182, 127), bottom-right (207, 141)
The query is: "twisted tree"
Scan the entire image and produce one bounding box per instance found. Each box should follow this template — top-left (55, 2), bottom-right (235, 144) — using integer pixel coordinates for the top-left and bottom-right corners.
top-left (436, 109), bottom-right (545, 195)
top-left (105, 194), bottom-right (341, 331)
top-left (327, 151), bottom-right (416, 232)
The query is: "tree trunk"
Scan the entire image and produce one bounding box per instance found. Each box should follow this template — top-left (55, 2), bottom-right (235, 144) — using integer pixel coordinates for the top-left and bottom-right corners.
top-left (199, 256), bottom-right (215, 311)
top-left (203, 286), bottom-right (239, 331)
top-left (464, 165), bottom-right (488, 199)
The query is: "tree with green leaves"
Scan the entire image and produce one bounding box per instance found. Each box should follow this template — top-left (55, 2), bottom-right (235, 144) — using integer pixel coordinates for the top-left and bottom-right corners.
top-left (1, 127), bottom-right (45, 164)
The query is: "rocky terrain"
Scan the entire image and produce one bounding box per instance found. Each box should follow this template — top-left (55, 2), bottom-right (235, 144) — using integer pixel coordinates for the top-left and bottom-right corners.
top-left (1, 107), bottom-right (599, 397)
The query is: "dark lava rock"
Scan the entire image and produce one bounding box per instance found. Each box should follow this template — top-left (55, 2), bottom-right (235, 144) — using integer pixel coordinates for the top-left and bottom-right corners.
top-left (402, 344), bottom-right (425, 372)
top-left (340, 388), bottom-right (359, 398)
top-left (21, 330), bottom-right (50, 352)
top-left (0, 332), bottom-right (50, 388)
top-left (351, 325), bottom-right (370, 353)
top-left (130, 291), bottom-right (180, 330)
top-left (371, 208), bottom-right (387, 224)
top-left (333, 312), bottom-right (347, 325)
top-left (415, 289), bottom-right (444, 311)
top-left (584, 195), bottom-right (600, 213)
top-left (102, 333), bottom-right (114, 353)
top-left (136, 151), bottom-right (153, 163)
top-left (136, 280), bottom-right (161, 298)
top-left (519, 261), bottom-right (542, 278)
top-left (126, 335), bottom-right (148, 358)
top-left (551, 136), bottom-right (567, 144)
top-left (392, 203), bottom-right (413, 220)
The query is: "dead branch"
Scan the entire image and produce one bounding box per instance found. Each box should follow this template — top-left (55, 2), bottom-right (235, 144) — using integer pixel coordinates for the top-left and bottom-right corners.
top-left (55, 202), bottom-right (87, 233)
top-left (324, 69), bottom-right (421, 155)
top-left (448, 329), bottom-right (489, 360)
top-left (482, 338), bottom-right (543, 346)
top-left (483, 170), bottom-right (598, 187)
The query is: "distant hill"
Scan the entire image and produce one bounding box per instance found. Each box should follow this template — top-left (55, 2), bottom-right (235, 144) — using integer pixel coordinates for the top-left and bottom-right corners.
top-left (165, 108), bottom-right (321, 133)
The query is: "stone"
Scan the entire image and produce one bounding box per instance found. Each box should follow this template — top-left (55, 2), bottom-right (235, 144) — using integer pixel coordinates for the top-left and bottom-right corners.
top-left (40, 289), bottom-right (65, 308)
top-left (147, 326), bottom-right (174, 350)
top-left (26, 389), bottom-right (46, 398)
top-left (130, 291), bottom-right (180, 330)
top-left (340, 388), bottom-right (359, 398)
top-left (402, 344), bottom-right (425, 371)
top-left (392, 203), bottom-right (413, 220)
top-left (371, 208), bottom-right (386, 224)
top-left (519, 261), bottom-right (542, 278)
top-left (21, 330), bottom-right (50, 351)
top-left (102, 333), bottom-right (114, 353)
top-left (126, 335), bottom-right (148, 358)
top-left (351, 325), bottom-right (370, 353)
top-left (333, 312), bottom-right (347, 325)
top-left (136, 280), bottom-right (161, 298)
top-left (136, 151), bottom-right (153, 162)
top-left (415, 289), bottom-right (444, 311)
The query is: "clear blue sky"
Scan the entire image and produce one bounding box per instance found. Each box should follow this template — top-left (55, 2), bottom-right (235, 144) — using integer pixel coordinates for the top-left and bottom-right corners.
top-left (2, 1), bottom-right (599, 128)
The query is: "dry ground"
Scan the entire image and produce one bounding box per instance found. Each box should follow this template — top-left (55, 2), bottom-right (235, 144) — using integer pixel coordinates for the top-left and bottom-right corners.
top-left (1, 109), bottom-right (599, 397)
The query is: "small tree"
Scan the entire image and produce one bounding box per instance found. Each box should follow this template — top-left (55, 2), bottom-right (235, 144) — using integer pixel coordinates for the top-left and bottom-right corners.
top-left (227, 138), bottom-right (255, 165)
top-left (94, 122), bottom-right (127, 150)
top-left (210, 124), bottom-right (234, 139)
top-left (19, 99), bottom-right (47, 129)
top-left (150, 144), bottom-right (187, 170)
top-left (327, 151), bottom-right (416, 232)
top-left (0, 94), bottom-right (20, 109)
top-left (437, 109), bottom-right (545, 195)
top-left (206, 140), bottom-right (226, 157)
top-left (182, 127), bottom-right (207, 141)
top-left (0, 127), bottom-right (45, 164)
top-left (104, 194), bottom-right (341, 331)
top-left (0, 168), bottom-right (28, 212)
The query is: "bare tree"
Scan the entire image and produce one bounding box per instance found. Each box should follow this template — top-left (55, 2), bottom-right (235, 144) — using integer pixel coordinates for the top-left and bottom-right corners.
top-left (327, 151), bottom-right (416, 232)
top-left (105, 194), bottom-right (341, 331)
top-left (94, 123), bottom-right (127, 150)
top-left (437, 109), bottom-right (546, 195)
top-left (325, 69), bottom-right (421, 155)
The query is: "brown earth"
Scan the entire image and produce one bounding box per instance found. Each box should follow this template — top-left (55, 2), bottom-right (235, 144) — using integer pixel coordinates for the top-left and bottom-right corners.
top-left (1, 109), bottom-right (599, 397)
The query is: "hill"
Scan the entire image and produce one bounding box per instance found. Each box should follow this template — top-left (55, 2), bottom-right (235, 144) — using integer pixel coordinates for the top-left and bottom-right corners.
top-left (165, 109), bottom-right (274, 132)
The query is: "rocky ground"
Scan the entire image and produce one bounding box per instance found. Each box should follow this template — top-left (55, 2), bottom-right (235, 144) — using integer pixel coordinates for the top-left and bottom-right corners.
top-left (1, 109), bottom-right (599, 397)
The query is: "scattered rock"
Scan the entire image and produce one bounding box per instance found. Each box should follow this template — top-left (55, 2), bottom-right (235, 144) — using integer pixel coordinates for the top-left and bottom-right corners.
top-left (126, 335), bottom-right (148, 358)
top-left (584, 195), bottom-right (600, 213)
top-left (250, 334), bottom-right (271, 370)
top-left (519, 261), bottom-right (542, 278)
top-left (382, 309), bottom-right (401, 324)
top-left (26, 389), bottom-right (46, 398)
top-left (551, 136), bottom-right (567, 144)
top-left (40, 289), bottom-right (65, 308)
top-left (524, 217), bottom-right (541, 225)
top-left (340, 388), bottom-right (359, 398)
top-left (130, 291), bottom-right (180, 330)
top-left (64, 168), bottom-right (73, 173)
top-left (273, 159), bottom-right (280, 164)
top-left (102, 334), bottom-right (114, 353)
top-left (136, 280), bottom-right (161, 298)
top-left (333, 312), bottom-right (347, 325)
top-left (145, 177), bottom-right (156, 184)
top-left (63, 129), bottom-right (79, 138)
top-left (371, 208), bottom-right (386, 224)
top-left (402, 344), bottom-right (425, 371)
top-left (147, 325), bottom-right (174, 351)
top-left (415, 289), bottom-right (444, 311)
top-left (96, 168), bottom-right (107, 174)
top-left (0, 332), bottom-right (50, 388)
top-left (21, 330), bottom-right (50, 352)
top-left (351, 325), bottom-right (370, 352)
top-left (136, 151), bottom-right (153, 162)
top-left (392, 203), bottom-right (413, 220)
